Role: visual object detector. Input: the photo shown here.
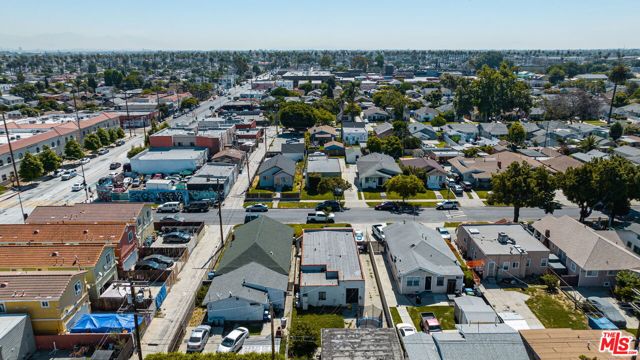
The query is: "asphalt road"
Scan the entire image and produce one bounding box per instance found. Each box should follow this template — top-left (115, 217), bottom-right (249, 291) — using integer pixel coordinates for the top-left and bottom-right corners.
top-left (168, 83), bottom-right (251, 126)
top-left (0, 134), bottom-right (145, 224)
top-left (156, 205), bottom-right (630, 226)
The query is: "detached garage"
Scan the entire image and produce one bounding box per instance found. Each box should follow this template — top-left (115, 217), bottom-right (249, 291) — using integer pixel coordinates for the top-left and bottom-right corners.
top-left (454, 296), bottom-right (499, 325)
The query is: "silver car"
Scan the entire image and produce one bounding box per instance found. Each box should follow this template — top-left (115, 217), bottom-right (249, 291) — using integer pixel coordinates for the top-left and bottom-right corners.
top-left (217, 327), bottom-right (249, 353)
top-left (187, 325), bottom-right (211, 353)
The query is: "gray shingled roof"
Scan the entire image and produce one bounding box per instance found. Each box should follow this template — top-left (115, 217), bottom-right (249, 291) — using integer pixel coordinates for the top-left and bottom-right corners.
top-left (203, 262), bottom-right (279, 305)
top-left (356, 152), bottom-right (402, 177)
top-left (385, 221), bottom-right (463, 277)
top-left (258, 154), bottom-right (297, 176)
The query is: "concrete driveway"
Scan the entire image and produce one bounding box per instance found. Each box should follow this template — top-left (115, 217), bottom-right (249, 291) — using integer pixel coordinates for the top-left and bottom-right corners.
top-left (482, 285), bottom-right (544, 329)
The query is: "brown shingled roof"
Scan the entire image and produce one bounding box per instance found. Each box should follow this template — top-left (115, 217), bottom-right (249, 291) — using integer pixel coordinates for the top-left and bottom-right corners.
top-left (0, 271), bottom-right (85, 301)
top-left (0, 244), bottom-right (110, 268)
top-left (26, 203), bottom-right (146, 224)
top-left (0, 224), bottom-right (125, 244)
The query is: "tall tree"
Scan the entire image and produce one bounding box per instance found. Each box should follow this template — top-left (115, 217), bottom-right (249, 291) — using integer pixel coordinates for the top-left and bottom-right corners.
top-left (382, 136), bottom-right (403, 158)
top-left (278, 102), bottom-right (317, 129)
top-left (83, 133), bottom-right (102, 152)
top-left (384, 174), bottom-right (425, 202)
top-left (366, 137), bottom-right (383, 153)
top-left (610, 121), bottom-right (623, 140)
top-left (507, 122), bottom-right (526, 146)
top-left (64, 139), bottom-right (84, 160)
top-left (489, 162), bottom-right (556, 222)
top-left (37, 145), bottom-right (62, 174)
top-left (560, 163), bottom-right (599, 222)
top-left (19, 153), bottom-right (44, 182)
top-left (606, 64), bottom-right (631, 124)
top-left (579, 135), bottom-right (598, 152)
top-left (96, 128), bottom-right (111, 145)
top-left (593, 157), bottom-right (640, 226)
top-left (453, 79), bottom-right (473, 120)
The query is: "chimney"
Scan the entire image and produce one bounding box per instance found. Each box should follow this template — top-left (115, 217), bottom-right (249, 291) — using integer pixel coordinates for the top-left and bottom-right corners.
top-left (544, 229), bottom-right (551, 238)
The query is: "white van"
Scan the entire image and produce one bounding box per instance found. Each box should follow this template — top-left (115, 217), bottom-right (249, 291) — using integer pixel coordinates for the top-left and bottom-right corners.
top-left (157, 202), bottom-right (182, 213)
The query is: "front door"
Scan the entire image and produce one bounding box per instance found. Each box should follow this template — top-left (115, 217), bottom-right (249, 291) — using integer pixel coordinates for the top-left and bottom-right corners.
top-left (446, 279), bottom-right (457, 294)
top-left (346, 288), bottom-right (359, 304)
top-left (424, 276), bottom-right (432, 291)
top-left (487, 262), bottom-right (496, 278)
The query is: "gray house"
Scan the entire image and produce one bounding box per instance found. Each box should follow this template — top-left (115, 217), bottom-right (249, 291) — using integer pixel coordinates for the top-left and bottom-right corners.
top-left (257, 155), bottom-right (296, 189)
top-left (356, 153), bottom-right (402, 189)
top-left (478, 123), bottom-right (508, 138)
top-left (281, 143), bottom-right (305, 162)
top-left (408, 122), bottom-right (437, 140)
top-left (385, 221), bottom-right (464, 294)
top-left (305, 155), bottom-right (341, 186)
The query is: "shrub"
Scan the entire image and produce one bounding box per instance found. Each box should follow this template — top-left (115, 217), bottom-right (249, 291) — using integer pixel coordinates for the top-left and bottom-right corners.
top-left (541, 274), bottom-right (559, 293)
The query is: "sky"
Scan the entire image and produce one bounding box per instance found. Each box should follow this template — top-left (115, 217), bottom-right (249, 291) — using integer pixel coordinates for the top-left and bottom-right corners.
top-left (1, 0), bottom-right (639, 51)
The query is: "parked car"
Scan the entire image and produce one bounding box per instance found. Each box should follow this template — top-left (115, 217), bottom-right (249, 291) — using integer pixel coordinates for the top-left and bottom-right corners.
top-left (109, 162), bottom-right (122, 170)
top-left (61, 170), bottom-right (77, 180)
top-left (374, 201), bottom-right (399, 211)
top-left (135, 259), bottom-right (168, 271)
top-left (160, 215), bottom-right (185, 222)
top-left (462, 181), bottom-right (473, 191)
top-left (187, 325), bottom-right (212, 353)
top-left (97, 148), bottom-right (109, 155)
top-left (108, 171), bottom-right (119, 177)
top-left (316, 200), bottom-right (342, 212)
top-left (184, 201), bottom-right (210, 213)
top-left (587, 297), bottom-right (627, 328)
top-left (217, 327), bottom-right (249, 353)
top-left (435, 227), bottom-right (451, 241)
top-left (143, 254), bottom-right (175, 267)
top-left (123, 177), bottom-right (132, 187)
top-left (354, 230), bottom-right (364, 243)
top-left (163, 231), bottom-right (191, 244)
top-left (420, 312), bottom-right (442, 333)
top-left (157, 202), bottom-right (182, 213)
top-left (306, 211), bottom-right (335, 223)
top-left (436, 200), bottom-right (458, 210)
top-left (131, 178), bottom-right (141, 188)
top-left (80, 157), bottom-right (90, 165)
top-left (71, 182), bottom-right (84, 192)
top-left (244, 213), bottom-right (262, 224)
top-left (245, 203), bottom-right (269, 212)
top-left (372, 223), bottom-right (387, 241)
top-left (451, 184), bottom-right (464, 195)
top-left (396, 323), bottom-right (417, 337)
top-left (115, 139), bottom-right (126, 146)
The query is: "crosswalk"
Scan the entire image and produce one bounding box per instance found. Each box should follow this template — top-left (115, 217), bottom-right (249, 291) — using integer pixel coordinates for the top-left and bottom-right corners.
top-left (445, 209), bottom-right (467, 219)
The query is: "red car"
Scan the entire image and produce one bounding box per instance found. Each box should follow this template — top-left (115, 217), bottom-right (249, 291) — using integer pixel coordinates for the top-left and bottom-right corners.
top-left (152, 173), bottom-right (163, 180)
top-left (420, 312), bottom-right (442, 333)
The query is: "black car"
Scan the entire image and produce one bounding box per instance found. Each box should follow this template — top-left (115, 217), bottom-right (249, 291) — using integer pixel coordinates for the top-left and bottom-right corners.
top-left (316, 200), bottom-right (341, 212)
top-left (109, 162), bottom-right (122, 170)
top-left (374, 201), bottom-right (399, 211)
top-left (163, 231), bottom-right (191, 244)
top-left (135, 259), bottom-right (168, 271)
top-left (184, 201), bottom-right (210, 213)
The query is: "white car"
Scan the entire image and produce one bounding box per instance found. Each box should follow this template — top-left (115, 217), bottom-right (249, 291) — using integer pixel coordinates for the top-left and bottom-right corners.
top-left (436, 227), bottom-right (451, 241)
top-left (80, 157), bottom-right (90, 165)
top-left (71, 182), bottom-right (84, 192)
top-left (436, 200), bottom-right (458, 210)
top-left (217, 327), bottom-right (249, 353)
top-left (123, 177), bottom-right (133, 186)
top-left (187, 325), bottom-right (211, 353)
top-left (354, 230), bottom-right (364, 243)
top-left (396, 323), bottom-right (417, 337)
top-left (61, 170), bottom-right (77, 180)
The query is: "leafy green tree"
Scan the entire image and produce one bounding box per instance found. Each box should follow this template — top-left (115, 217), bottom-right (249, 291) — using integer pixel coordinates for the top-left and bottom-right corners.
top-left (610, 121), bottom-right (623, 140)
top-left (103, 69), bottom-right (124, 87)
top-left (37, 145), bottom-right (62, 174)
top-left (614, 270), bottom-right (640, 301)
top-left (351, 55), bottom-right (369, 71)
top-left (366, 137), bottom-right (383, 153)
top-left (612, 92), bottom-right (629, 107)
top-left (488, 162), bottom-right (556, 222)
top-left (180, 96), bottom-right (199, 110)
top-left (541, 274), bottom-right (559, 293)
top-left (108, 128), bottom-right (119, 143)
top-left (299, 82), bottom-right (313, 95)
top-left (344, 102), bottom-right (361, 120)
top-left (382, 135), bottom-right (403, 158)
top-left (83, 133), bottom-right (102, 152)
top-left (127, 145), bottom-right (147, 159)
top-left (384, 174), bottom-right (425, 202)
top-left (607, 64), bottom-right (631, 123)
top-left (560, 164), bottom-right (599, 222)
top-left (19, 153), bottom-right (44, 182)
top-left (96, 128), bottom-right (111, 145)
top-left (64, 139), bottom-right (84, 160)
top-left (319, 54), bottom-right (333, 68)
top-left (270, 87), bottom-right (297, 97)
top-left (116, 127), bottom-right (125, 139)
top-left (431, 115), bottom-right (447, 127)
top-left (593, 156), bottom-right (640, 226)
top-left (507, 122), bottom-right (526, 146)
top-left (375, 53), bottom-right (384, 68)
top-left (372, 87), bottom-right (406, 120)
top-left (453, 79), bottom-right (474, 119)
top-left (547, 67), bottom-right (566, 85)
top-left (317, 177), bottom-right (352, 197)
top-left (278, 102), bottom-right (317, 129)
top-left (473, 51), bottom-right (504, 69)
top-left (579, 135), bottom-right (598, 152)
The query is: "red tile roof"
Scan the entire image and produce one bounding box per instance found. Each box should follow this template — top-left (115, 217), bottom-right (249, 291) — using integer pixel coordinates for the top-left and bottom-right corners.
top-left (0, 244), bottom-right (110, 268)
top-left (0, 271), bottom-right (85, 301)
top-left (0, 224), bottom-right (126, 244)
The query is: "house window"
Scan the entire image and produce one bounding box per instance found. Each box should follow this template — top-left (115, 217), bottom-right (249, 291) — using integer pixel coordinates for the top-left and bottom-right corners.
top-left (41, 301), bottom-right (50, 308)
top-left (607, 271), bottom-right (616, 276)
top-left (502, 262), bottom-right (509, 271)
top-left (526, 258), bottom-right (531, 267)
top-left (318, 292), bottom-right (326, 301)
top-left (0, 302), bottom-right (5, 313)
top-left (586, 270), bottom-right (598, 277)
top-left (436, 277), bottom-right (444, 287)
top-left (406, 277), bottom-right (420, 287)
top-left (540, 258), bottom-right (548, 267)
top-left (74, 281), bottom-right (82, 295)
top-left (512, 262), bottom-right (520, 269)
top-left (569, 261), bottom-right (576, 272)
top-left (106, 253), bottom-right (112, 264)
top-left (128, 231), bottom-right (134, 243)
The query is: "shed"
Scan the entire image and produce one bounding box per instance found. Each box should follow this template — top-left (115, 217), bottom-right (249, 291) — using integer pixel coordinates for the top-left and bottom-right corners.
top-left (454, 296), bottom-right (499, 324)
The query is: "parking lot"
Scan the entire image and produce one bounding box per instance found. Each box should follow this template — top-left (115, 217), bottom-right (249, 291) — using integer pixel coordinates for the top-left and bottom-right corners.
top-left (178, 325), bottom-right (280, 354)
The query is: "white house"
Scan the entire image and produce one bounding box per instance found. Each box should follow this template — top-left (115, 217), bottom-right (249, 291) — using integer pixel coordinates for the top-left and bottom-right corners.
top-left (356, 153), bottom-right (402, 189)
top-left (300, 229), bottom-right (365, 308)
top-left (0, 95), bottom-right (25, 106)
top-left (342, 127), bottom-right (368, 145)
top-left (385, 221), bottom-right (464, 294)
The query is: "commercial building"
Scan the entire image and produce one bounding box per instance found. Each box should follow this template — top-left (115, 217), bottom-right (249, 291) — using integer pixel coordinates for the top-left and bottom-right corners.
top-left (130, 148), bottom-right (208, 175)
top-left (149, 127), bottom-right (232, 156)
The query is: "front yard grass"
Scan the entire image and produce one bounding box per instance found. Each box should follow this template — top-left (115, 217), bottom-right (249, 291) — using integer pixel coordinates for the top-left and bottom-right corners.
top-left (289, 223), bottom-right (351, 237)
top-left (407, 306), bottom-right (455, 330)
top-left (474, 190), bottom-right (491, 199)
top-left (520, 287), bottom-right (588, 329)
top-left (301, 188), bottom-right (343, 200)
top-left (390, 307), bottom-right (402, 325)
top-left (277, 202), bottom-right (318, 209)
top-left (362, 191), bottom-right (382, 200)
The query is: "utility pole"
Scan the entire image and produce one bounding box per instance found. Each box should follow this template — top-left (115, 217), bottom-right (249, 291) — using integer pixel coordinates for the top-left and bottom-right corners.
top-left (72, 91), bottom-right (90, 203)
top-left (2, 112), bottom-right (26, 222)
top-left (128, 281), bottom-right (143, 360)
top-left (216, 178), bottom-right (224, 246)
top-left (124, 89), bottom-right (132, 137)
top-left (244, 152), bottom-right (251, 185)
top-left (270, 302), bottom-right (275, 360)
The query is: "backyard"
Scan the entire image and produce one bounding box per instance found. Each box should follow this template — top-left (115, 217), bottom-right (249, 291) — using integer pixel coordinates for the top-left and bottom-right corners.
top-left (289, 308), bottom-right (345, 358)
top-left (406, 306), bottom-right (455, 330)
top-left (511, 287), bottom-right (588, 329)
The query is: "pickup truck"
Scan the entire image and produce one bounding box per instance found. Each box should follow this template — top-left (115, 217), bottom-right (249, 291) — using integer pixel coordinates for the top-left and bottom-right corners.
top-left (419, 312), bottom-right (442, 333)
top-left (306, 211), bottom-right (335, 223)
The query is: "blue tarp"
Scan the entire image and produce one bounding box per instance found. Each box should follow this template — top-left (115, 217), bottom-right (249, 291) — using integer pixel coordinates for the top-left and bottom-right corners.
top-left (588, 316), bottom-right (618, 330)
top-left (70, 314), bottom-right (142, 333)
top-left (155, 283), bottom-right (167, 309)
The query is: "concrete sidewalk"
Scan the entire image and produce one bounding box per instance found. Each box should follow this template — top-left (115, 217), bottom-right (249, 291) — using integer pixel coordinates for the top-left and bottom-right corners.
top-left (340, 158), bottom-right (366, 208)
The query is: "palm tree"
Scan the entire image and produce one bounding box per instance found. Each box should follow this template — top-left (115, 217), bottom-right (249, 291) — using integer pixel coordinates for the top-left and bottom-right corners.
top-left (606, 64), bottom-right (631, 124)
top-left (579, 135), bottom-right (598, 152)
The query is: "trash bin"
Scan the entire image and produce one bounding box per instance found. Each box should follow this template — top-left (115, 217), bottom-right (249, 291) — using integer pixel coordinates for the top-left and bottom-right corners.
top-left (280, 317), bottom-right (287, 329)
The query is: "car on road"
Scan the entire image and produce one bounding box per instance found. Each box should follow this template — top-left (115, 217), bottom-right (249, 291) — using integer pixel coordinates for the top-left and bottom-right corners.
top-left (115, 139), bottom-right (126, 146)
top-left (374, 201), bottom-right (399, 211)
top-left (354, 230), bottom-right (364, 242)
top-left (396, 323), bottom-right (417, 337)
top-left (71, 182), bottom-right (84, 192)
top-left (97, 148), bottom-right (109, 155)
top-left (586, 297), bottom-right (627, 328)
top-left (142, 254), bottom-right (175, 267)
top-left (184, 200), bottom-right (210, 213)
top-left (157, 202), bottom-right (182, 213)
top-left (162, 231), bottom-right (191, 244)
top-left (316, 200), bottom-right (342, 212)
top-left (420, 312), bottom-right (442, 333)
top-left (187, 325), bottom-right (212, 353)
top-left (160, 215), bottom-right (185, 222)
top-left (436, 227), bottom-right (451, 241)
top-left (217, 327), bottom-right (249, 353)
top-left (80, 157), bottom-right (90, 165)
top-left (109, 162), bottom-right (122, 170)
top-left (436, 200), bottom-right (458, 210)
top-left (134, 259), bottom-right (168, 271)
top-left (61, 170), bottom-right (77, 180)
top-left (462, 181), bottom-right (473, 191)
top-left (306, 211), bottom-right (335, 223)
top-left (245, 203), bottom-right (269, 212)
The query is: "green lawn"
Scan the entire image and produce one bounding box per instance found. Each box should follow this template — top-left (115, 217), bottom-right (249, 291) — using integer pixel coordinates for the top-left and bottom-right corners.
top-left (362, 191), bottom-right (382, 200)
top-left (0, 185), bottom-right (6, 195)
top-left (301, 188), bottom-right (343, 200)
top-left (248, 188), bottom-right (275, 194)
top-left (277, 202), bottom-right (318, 209)
top-left (357, 192), bottom-right (363, 200)
top-left (474, 190), bottom-right (491, 199)
top-left (289, 223), bottom-right (351, 237)
top-left (243, 201), bottom-right (273, 208)
top-left (436, 141), bottom-right (448, 148)
top-left (483, 200), bottom-right (509, 207)
top-left (521, 287), bottom-right (588, 329)
top-left (583, 120), bottom-right (606, 125)
top-left (291, 308), bottom-right (344, 348)
top-left (407, 306), bottom-right (455, 330)
top-left (390, 307), bottom-right (402, 325)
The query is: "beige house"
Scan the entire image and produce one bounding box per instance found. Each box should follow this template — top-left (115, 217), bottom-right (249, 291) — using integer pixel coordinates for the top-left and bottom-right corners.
top-left (456, 224), bottom-right (550, 280)
top-left (531, 215), bottom-right (640, 287)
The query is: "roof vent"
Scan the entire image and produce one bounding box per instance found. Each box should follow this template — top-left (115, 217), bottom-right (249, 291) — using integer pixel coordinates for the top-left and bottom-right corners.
top-left (51, 251), bottom-right (60, 257)
top-left (0, 282), bottom-right (8, 288)
top-left (33, 230), bottom-right (40, 234)
top-left (498, 232), bottom-right (510, 244)
top-left (410, 244), bottom-right (416, 248)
